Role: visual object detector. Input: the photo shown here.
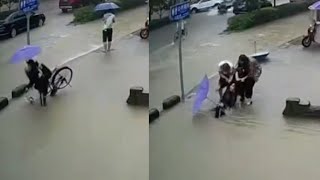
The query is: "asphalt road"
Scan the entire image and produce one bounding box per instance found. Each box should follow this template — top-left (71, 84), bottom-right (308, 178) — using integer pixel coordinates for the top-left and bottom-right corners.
top-left (0, 35), bottom-right (148, 180)
top-left (150, 44), bottom-right (320, 180)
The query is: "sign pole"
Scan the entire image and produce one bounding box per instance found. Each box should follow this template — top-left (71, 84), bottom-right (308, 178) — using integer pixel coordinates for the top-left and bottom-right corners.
top-left (178, 19), bottom-right (185, 102)
top-left (26, 12), bottom-right (31, 45)
top-left (169, 1), bottom-right (189, 102)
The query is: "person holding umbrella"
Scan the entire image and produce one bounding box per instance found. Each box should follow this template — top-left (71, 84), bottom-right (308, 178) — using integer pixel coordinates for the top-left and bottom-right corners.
top-left (11, 45), bottom-right (52, 107)
top-left (95, 2), bottom-right (119, 52)
top-left (102, 12), bottom-right (115, 52)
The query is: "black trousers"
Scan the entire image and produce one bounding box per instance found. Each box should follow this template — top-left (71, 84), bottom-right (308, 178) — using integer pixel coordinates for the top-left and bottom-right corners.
top-left (235, 77), bottom-right (256, 101)
top-left (244, 77), bottom-right (255, 99)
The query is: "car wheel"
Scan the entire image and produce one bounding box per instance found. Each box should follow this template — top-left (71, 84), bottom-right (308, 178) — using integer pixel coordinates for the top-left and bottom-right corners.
top-left (10, 28), bottom-right (17, 38)
top-left (62, 9), bottom-right (68, 13)
top-left (38, 19), bottom-right (44, 27)
top-left (191, 8), bottom-right (197, 13)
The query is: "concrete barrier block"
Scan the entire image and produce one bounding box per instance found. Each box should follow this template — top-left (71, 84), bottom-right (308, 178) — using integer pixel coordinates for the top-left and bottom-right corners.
top-left (149, 108), bottom-right (160, 123)
top-left (0, 97), bottom-right (9, 111)
top-left (12, 84), bottom-right (28, 98)
top-left (283, 97), bottom-right (320, 117)
top-left (162, 95), bottom-right (181, 110)
top-left (127, 86), bottom-right (148, 106)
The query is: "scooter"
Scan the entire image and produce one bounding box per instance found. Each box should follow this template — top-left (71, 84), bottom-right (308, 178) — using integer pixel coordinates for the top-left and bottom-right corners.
top-left (302, 22), bottom-right (316, 47)
top-left (140, 20), bottom-right (149, 39)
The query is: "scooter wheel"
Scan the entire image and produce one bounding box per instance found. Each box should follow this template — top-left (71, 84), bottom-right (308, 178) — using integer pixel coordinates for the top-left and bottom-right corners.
top-left (302, 36), bottom-right (312, 47)
top-left (140, 29), bottom-right (149, 39)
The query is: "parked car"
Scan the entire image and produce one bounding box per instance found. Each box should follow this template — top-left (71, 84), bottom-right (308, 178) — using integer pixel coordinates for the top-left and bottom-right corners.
top-left (59, 0), bottom-right (83, 13)
top-left (190, 0), bottom-right (223, 13)
top-left (0, 11), bottom-right (46, 38)
top-left (233, 0), bottom-right (272, 15)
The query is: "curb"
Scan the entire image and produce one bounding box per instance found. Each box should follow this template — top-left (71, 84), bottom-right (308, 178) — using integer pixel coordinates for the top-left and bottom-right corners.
top-left (0, 97), bottom-right (9, 111)
top-left (12, 84), bottom-right (28, 99)
top-left (149, 95), bottom-right (181, 124)
top-left (149, 108), bottom-right (160, 123)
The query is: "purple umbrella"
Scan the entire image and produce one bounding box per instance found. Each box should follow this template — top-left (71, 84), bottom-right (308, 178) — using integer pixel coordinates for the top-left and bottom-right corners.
top-left (193, 75), bottom-right (210, 115)
top-left (10, 45), bottom-right (41, 64)
top-left (309, 1), bottom-right (320, 10)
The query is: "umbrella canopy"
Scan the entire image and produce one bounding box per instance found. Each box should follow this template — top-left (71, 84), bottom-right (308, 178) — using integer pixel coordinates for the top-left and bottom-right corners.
top-left (193, 75), bottom-right (210, 115)
top-left (95, 2), bottom-right (120, 11)
top-left (10, 45), bottom-right (41, 64)
top-left (309, 1), bottom-right (320, 10)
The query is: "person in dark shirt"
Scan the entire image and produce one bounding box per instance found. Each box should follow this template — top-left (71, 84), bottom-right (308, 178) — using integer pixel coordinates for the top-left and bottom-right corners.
top-left (25, 59), bottom-right (52, 106)
top-left (235, 54), bottom-right (262, 105)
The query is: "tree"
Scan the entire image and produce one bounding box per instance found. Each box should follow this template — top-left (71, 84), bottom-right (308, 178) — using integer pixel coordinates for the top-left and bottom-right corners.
top-left (150, 0), bottom-right (170, 19)
top-left (1, 0), bottom-right (19, 11)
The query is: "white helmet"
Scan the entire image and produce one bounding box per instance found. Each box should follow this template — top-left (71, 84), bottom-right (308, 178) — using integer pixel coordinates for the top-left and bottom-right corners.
top-left (218, 60), bottom-right (233, 73)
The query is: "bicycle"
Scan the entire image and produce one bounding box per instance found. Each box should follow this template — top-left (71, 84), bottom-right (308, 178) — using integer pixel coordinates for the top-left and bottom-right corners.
top-left (49, 66), bottom-right (73, 96)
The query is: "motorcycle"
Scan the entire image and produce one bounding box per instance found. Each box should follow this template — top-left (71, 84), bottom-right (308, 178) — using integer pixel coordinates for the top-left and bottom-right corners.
top-left (302, 5), bottom-right (320, 48)
top-left (140, 20), bottom-right (149, 39)
top-left (302, 22), bottom-right (317, 47)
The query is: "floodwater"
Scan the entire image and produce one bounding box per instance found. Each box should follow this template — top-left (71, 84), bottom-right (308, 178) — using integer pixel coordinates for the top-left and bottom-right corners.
top-left (150, 45), bottom-right (320, 180)
top-left (0, 36), bottom-right (148, 180)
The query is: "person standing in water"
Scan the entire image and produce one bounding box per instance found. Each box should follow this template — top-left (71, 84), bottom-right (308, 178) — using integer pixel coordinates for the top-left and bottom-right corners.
top-left (102, 11), bottom-right (116, 52)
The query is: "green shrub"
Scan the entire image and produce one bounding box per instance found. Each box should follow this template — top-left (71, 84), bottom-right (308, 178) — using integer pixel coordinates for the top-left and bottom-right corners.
top-left (73, 6), bottom-right (99, 24)
top-left (276, 2), bottom-right (308, 18)
top-left (116, 0), bottom-right (145, 10)
top-left (228, 2), bottom-right (314, 31)
top-left (73, 0), bottom-right (145, 23)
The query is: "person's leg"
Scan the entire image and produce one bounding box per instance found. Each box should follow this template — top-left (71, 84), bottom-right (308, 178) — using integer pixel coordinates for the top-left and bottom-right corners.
top-left (102, 30), bottom-right (107, 52)
top-left (235, 81), bottom-right (245, 103)
top-left (39, 92), bottom-right (43, 106)
top-left (244, 77), bottom-right (255, 105)
top-left (107, 28), bottom-right (113, 51)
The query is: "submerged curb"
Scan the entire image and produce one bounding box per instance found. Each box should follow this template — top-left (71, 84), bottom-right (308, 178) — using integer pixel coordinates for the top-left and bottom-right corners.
top-left (149, 95), bottom-right (181, 124)
top-left (0, 97), bottom-right (9, 111)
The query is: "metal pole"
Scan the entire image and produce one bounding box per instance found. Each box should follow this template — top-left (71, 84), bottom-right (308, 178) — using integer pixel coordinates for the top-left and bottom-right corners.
top-left (178, 19), bottom-right (185, 102)
top-left (26, 12), bottom-right (31, 45)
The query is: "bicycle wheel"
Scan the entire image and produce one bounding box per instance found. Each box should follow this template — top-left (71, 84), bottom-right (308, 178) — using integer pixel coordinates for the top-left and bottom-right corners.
top-left (51, 66), bottom-right (73, 90)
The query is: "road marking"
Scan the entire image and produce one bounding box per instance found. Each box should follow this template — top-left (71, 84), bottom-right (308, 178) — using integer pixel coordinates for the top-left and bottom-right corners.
top-left (58, 44), bottom-right (102, 67)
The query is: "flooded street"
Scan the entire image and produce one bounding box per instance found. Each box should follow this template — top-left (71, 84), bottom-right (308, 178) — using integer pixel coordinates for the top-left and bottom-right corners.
top-left (150, 44), bottom-right (320, 180)
top-left (0, 35), bottom-right (148, 180)
top-left (150, 10), bottom-right (309, 108)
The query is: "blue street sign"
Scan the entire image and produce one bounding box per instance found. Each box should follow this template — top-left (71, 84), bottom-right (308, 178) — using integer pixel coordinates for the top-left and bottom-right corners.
top-left (20, 0), bottom-right (39, 13)
top-left (169, 2), bottom-right (190, 21)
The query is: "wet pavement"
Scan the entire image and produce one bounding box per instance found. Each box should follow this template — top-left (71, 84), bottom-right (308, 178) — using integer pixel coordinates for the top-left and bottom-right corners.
top-left (0, 0), bottom-right (147, 97)
top-left (150, 10), bottom-right (310, 108)
top-left (150, 44), bottom-right (320, 180)
top-left (0, 35), bottom-right (148, 180)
